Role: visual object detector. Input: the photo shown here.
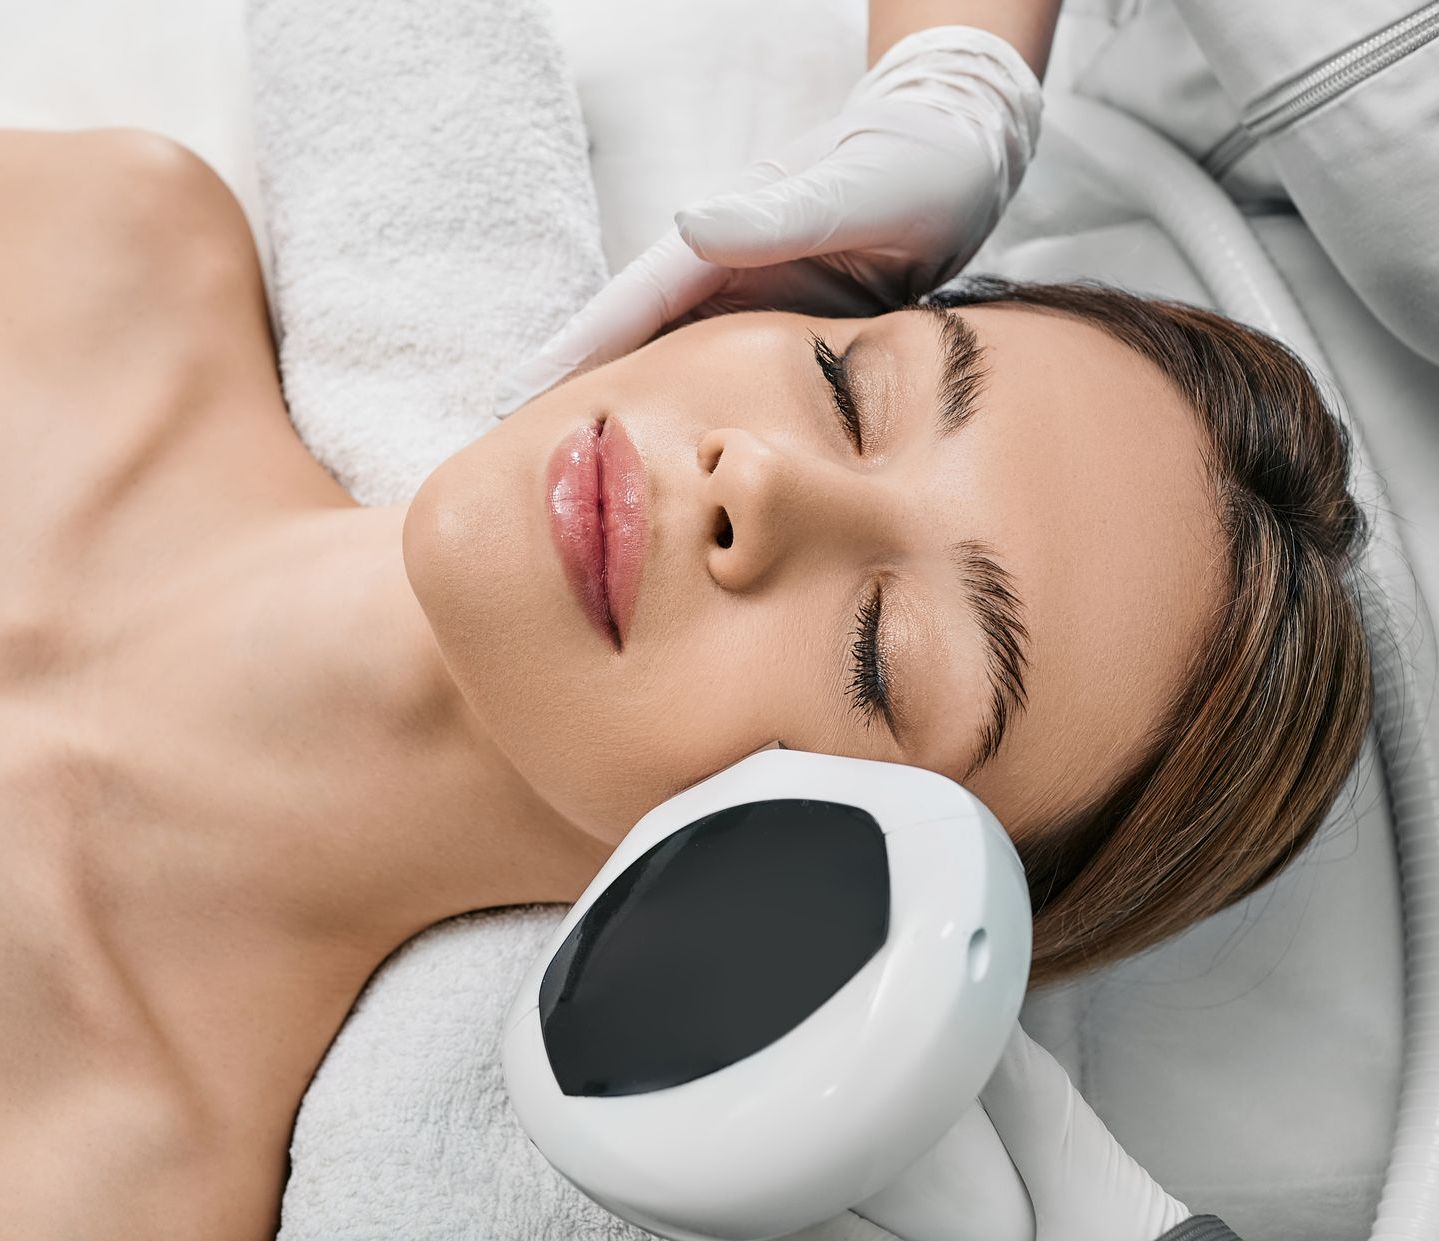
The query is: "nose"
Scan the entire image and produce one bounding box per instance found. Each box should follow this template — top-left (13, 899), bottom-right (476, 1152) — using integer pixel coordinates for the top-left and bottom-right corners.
top-left (697, 426), bottom-right (902, 593)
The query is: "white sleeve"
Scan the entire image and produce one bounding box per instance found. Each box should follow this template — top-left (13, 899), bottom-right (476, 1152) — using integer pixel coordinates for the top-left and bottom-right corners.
top-left (1173, 0), bottom-right (1439, 366)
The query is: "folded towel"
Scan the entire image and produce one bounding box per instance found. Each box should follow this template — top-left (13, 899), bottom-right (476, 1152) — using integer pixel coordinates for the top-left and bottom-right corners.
top-left (248, 2), bottom-right (902, 1237)
top-left (279, 904), bottom-right (628, 1239)
top-left (249, 0), bottom-right (607, 509)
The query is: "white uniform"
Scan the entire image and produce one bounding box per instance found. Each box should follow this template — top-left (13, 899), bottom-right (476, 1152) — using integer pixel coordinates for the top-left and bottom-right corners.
top-left (1071, 0), bottom-right (1439, 366)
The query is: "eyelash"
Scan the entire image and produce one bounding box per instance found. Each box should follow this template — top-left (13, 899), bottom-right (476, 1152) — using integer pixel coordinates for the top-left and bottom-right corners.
top-left (846, 583), bottom-right (893, 731)
top-left (809, 333), bottom-right (864, 452)
top-left (807, 332), bottom-right (894, 733)
top-left (808, 333), bottom-right (894, 732)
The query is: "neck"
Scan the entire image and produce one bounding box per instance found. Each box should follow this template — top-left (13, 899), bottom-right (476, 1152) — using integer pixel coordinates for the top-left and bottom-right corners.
top-left (153, 503), bottom-right (608, 971)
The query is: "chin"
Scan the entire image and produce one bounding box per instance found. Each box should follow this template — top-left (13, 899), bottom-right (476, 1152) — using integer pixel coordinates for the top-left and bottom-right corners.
top-left (400, 411), bottom-right (618, 824)
top-left (403, 426), bottom-right (521, 698)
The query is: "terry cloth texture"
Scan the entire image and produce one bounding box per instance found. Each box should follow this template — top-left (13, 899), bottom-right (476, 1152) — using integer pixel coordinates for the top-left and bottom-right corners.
top-left (249, 0), bottom-right (607, 508)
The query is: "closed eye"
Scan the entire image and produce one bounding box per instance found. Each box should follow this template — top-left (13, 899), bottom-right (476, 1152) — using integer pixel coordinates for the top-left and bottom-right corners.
top-left (804, 331), bottom-right (896, 739)
top-left (809, 332), bottom-right (864, 453)
top-left (846, 580), bottom-right (898, 737)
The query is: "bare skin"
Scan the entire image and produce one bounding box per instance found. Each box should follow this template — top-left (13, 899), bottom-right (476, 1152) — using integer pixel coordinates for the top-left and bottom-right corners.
top-left (0, 129), bottom-right (1223, 1239)
top-left (1, 130), bottom-right (595, 1240)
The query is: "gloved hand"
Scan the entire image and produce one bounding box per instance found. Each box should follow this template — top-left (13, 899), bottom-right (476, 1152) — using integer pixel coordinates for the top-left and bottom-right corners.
top-left (979, 1022), bottom-right (1195, 1241)
top-left (493, 25), bottom-right (1043, 416)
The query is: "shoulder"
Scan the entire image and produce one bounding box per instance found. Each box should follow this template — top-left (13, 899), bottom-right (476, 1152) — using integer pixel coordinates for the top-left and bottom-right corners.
top-left (0, 128), bottom-right (269, 383)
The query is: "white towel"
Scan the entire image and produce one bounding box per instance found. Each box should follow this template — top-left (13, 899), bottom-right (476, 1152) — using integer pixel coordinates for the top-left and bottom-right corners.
top-left (248, 2), bottom-right (898, 1237)
top-left (249, 0), bottom-right (607, 509)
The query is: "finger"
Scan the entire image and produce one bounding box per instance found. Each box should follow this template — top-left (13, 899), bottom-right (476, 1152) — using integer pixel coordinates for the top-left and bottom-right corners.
top-left (980, 1023), bottom-right (1145, 1184)
top-left (494, 233), bottom-right (729, 417)
top-left (980, 1025), bottom-right (1192, 1241)
top-left (675, 157), bottom-right (864, 269)
top-left (977, 1024), bottom-right (1077, 1195)
top-left (679, 119), bottom-right (991, 273)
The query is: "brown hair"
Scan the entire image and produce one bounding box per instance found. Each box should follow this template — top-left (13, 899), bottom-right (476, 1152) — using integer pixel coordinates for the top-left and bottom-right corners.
top-left (926, 277), bottom-right (1374, 989)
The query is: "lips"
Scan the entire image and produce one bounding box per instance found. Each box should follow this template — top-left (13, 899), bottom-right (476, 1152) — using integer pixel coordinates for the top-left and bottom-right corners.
top-left (545, 416), bottom-right (651, 648)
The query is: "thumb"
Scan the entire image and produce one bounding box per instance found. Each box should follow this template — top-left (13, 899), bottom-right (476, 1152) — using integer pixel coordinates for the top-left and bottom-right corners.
top-left (494, 232), bottom-right (727, 417)
top-left (676, 158), bottom-right (866, 269)
top-left (980, 1025), bottom-right (1192, 1241)
top-left (978, 1023), bottom-right (1078, 1183)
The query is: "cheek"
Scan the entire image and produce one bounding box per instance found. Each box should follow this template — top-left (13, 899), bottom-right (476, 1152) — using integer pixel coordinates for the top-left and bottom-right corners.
top-left (482, 623), bottom-right (796, 848)
top-left (400, 322), bottom-right (845, 842)
top-left (404, 450), bottom-right (801, 844)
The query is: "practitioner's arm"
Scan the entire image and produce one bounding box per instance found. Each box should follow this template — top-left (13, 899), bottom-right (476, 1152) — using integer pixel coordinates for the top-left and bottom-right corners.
top-left (868, 0), bottom-right (1062, 75)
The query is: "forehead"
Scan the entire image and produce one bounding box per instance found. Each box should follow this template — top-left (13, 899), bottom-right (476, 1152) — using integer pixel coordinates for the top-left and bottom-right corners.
top-left (891, 303), bottom-right (1227, 833)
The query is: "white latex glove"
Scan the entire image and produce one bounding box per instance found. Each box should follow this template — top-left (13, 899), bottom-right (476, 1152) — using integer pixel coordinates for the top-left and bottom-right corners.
top-left (493, 25), bottom-right (1042, 416)
top-left (978, 1022), bottom-right (1196, 1241)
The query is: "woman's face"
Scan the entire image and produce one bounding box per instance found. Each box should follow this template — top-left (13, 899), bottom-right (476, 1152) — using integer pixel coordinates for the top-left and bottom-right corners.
top-left (403, 306), bottom-right (1225, 848)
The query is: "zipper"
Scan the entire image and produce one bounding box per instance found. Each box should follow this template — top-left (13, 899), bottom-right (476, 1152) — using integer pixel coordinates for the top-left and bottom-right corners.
top-left (1203, 0), bottom-right (1439, 181)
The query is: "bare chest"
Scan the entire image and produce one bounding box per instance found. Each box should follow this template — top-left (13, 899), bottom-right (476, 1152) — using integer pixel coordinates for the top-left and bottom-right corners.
top-left (0, 343), bottom-right (342, 1239)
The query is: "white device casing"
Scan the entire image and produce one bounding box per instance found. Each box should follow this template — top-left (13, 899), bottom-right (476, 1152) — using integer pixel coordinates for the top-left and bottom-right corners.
top-left (501, 748), bottom-right (1032, 1241)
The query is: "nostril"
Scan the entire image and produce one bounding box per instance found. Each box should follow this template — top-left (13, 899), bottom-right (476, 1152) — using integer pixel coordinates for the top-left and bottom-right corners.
top-left (714, 509), bottom-right (733, 549)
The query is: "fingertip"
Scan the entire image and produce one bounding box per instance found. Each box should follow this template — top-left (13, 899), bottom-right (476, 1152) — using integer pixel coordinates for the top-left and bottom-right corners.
top-left (492, 381), bottom-right (528, 419)
top-left (676, 193), bottom-right (774, 261)
top-left (674, 205), bottom-right (720, 262)
top-left (493, 356), bottom-right (567, 419)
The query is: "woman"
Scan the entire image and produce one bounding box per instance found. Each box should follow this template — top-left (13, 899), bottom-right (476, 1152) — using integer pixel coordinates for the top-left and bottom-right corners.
top-left (0, 121), bottom-right (1369, 1240)
top-left (502, 0), bottom-right (1421, 1229)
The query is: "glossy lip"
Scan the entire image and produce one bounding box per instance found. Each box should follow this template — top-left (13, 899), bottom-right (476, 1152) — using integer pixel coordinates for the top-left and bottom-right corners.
top-left (544, 415), bottom-right (650, 648)
top-left (596, 415), bottom-right (650, 645)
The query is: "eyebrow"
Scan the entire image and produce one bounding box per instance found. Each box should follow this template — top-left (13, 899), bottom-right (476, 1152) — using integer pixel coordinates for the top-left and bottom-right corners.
top-left (905, 304), bottom-right (1033, 777)
top-left (914, 302), bottom-right (991, 439)
top-left (950, 539), bottom-right (1031, 777)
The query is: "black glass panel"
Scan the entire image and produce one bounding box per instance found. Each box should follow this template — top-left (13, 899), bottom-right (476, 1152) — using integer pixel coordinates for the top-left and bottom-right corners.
top-left (538, 798), bottom-right (890, 1097)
